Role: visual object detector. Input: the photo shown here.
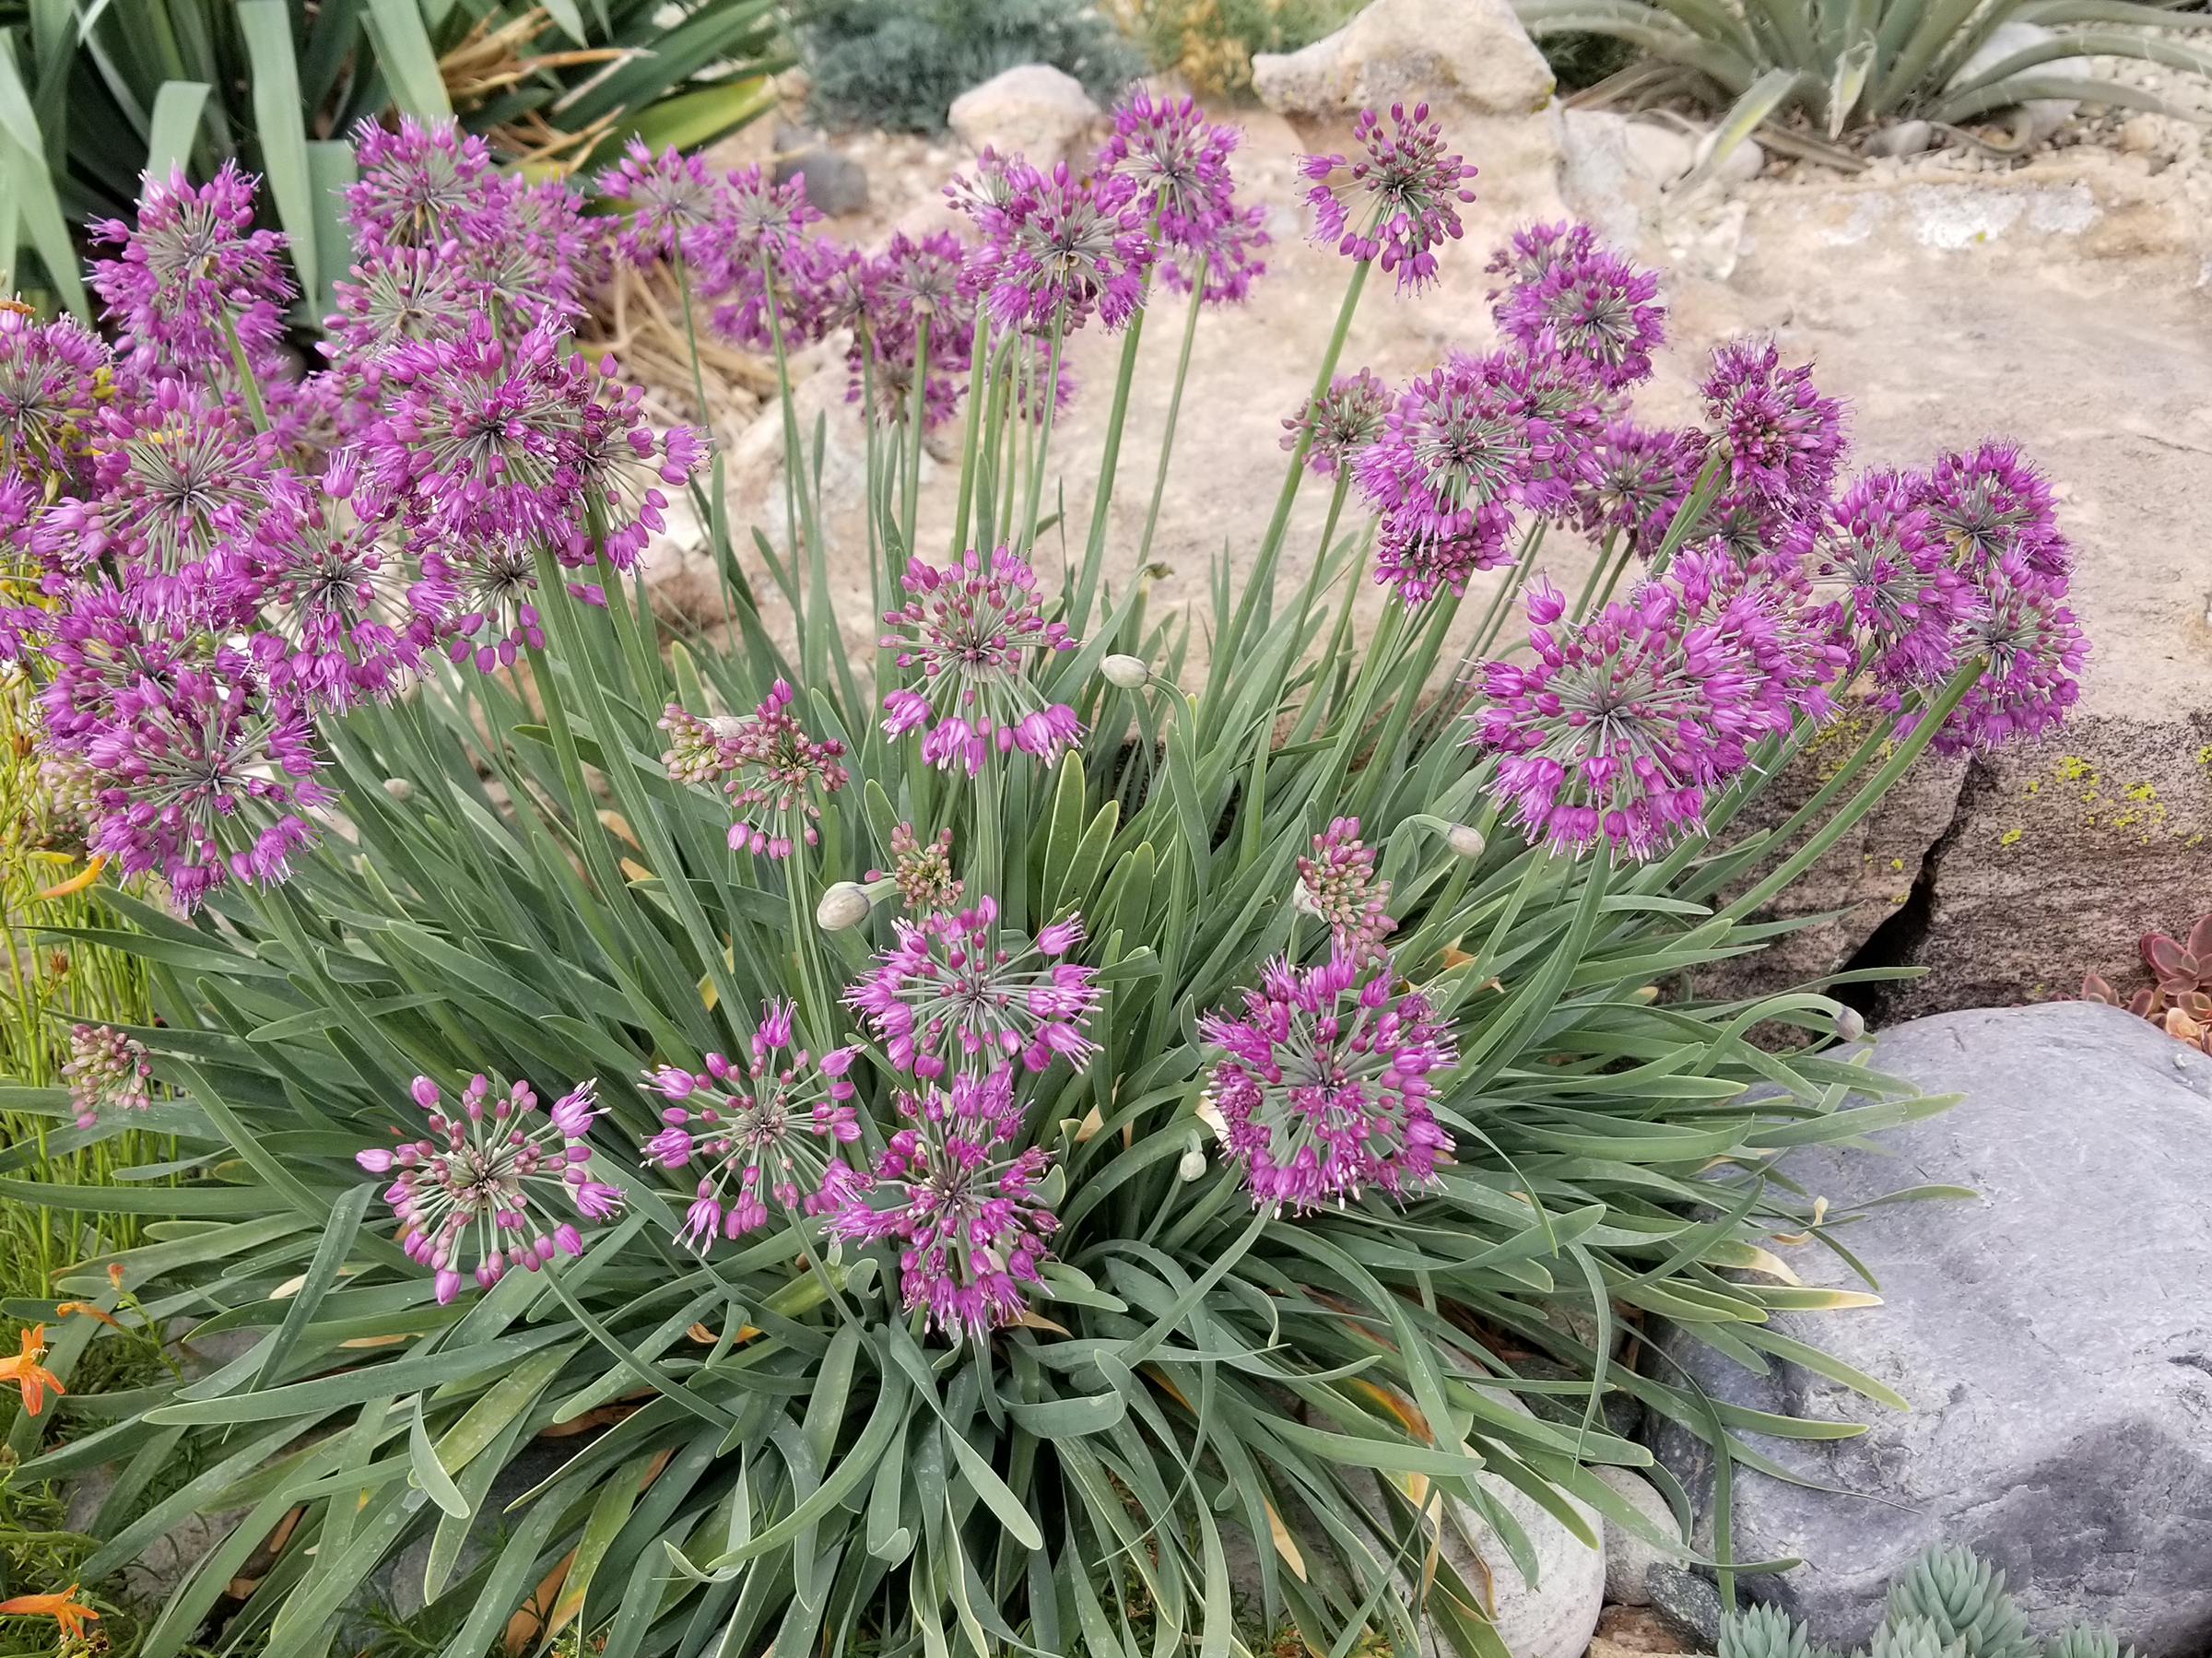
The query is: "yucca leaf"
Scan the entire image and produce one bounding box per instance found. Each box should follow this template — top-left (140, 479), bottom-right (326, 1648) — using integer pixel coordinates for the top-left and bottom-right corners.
top-left (359, 0), bottom-right (450, 119)
top-left (143, 79), bottom-right (210, 186)
top-left (237, 0), bottom-right (317, 302)
top-left (0, 32), bottom-right (86, 315)
top-left (1684, 65), bottom-right (1806, 183)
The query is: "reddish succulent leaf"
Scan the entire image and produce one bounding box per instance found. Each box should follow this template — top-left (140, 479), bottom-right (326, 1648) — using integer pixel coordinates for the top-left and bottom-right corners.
top-left (2188, 913), bottom-right (2212, 972)
top-left (2144, 933), bottom-right (2190, 986)
top-left (2080, 973), bottom-right (2118, 1005)
top-left (2177, 990), bottom-right (2212, 1020)
top-left (2128, 987), bottom-right (2164, 1020)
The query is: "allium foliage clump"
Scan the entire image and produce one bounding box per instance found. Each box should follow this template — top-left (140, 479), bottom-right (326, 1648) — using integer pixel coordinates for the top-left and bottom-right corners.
top-left (6, 93), bottom-right (2092, 1658)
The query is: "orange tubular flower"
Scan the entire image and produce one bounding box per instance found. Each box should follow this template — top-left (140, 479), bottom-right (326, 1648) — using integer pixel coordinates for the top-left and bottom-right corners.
top-left (0, 1325), bottom-right (65, 1416)
top-left (54, 1301), bottom-right (124, 1332)
top-left (0, 1583), bottom-right (100, 1640)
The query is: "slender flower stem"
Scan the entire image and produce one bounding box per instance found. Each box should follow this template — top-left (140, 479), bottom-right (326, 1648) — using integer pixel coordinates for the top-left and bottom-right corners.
top-left (901, 312), bottom-right (929, 559)
top-left (1135, 260), bottom-right (1208, 569)
top-left (671, 245), bottom-right (714, 434)
top-left (949, 307), bottom-right (991, 559)
top-left (1018, 307), bottom-right (1067, 552)
top-left (1569, 529), bottom-right (1622, 623)
top-left (1070, 303), bottom-right (1150, 634)
top-left (220, 310), bottom-right (269, 433)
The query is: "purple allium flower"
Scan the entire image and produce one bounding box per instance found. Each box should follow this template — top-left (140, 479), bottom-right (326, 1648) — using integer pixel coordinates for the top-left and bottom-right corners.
top-left (868, 821), bottom-right (963, 914)
top-left (1494, 247), bottom-right (1665, 391)
top-left (411, 527), bottom-right (547, 672)
top-left (1298, 102), bottom-right (1478, 293)
top-left (1918, 441), bottom-right (2069, 582)
top-left (1808, 467), bottom-right (1975, 690)
top-left (250, 508), bottom-right (419, 710)
top-left (1296, 818), bottom-right (1394, 965)
top-left (559, 354), bottom-right (705, 569)
top-left (845, 896), bottom-right (1100, 1077)
top-left (1282, 369), bottom-right (1393, 476)
top-left (324, 242), bottom-right (478, 359)
top-left (968, 160), bottom-right (1153, 333)
top-left (1476, 348), bottom-right (1606, 515)
top-left (63, 1024), bottom-right (153, 1130)
top-left (657, 680), bottom-right (849, 857)
top-left (823, 1064), bottom-right (1059, 1341)
top-left (82, 661), bottom-right (330, 911)
top-left (35, 585), bottom-right (213, 754)
top-left (346, 118), bottom-right (510, 255)
top-left (1484, 220), bottom-right (1597, 298)
top-left (596, 139), bottom-right (723, 269)
top-left (878, 548), bottom-right (1082, 773)
top-left (1469, 570), bottom-right (1828, 858)
top-left (89, 162), bottom-right (295, 379)
top-left (1358, 353), bottom-right (1530, 538)
top-left (1371, 511), bottom-right (1515, 605)
top-left (45, 381), bottom-right (286, 617)
top-left (1099, 89), bottom-right (1269, 302)
top-left (358, 1072), bottom-right (618, 1303)
top-left (1200, 950), bottom-right (1454, 1214)
top-left (1700, 339), bottom-right (1848, 508)
top-left (1931, 549), bottom-right (2085, 753)
top-left (640, 1001), bottom-right (863, 1247)
top-left (1571, 420), bottom-right (1700, 557)
top-left (845, 230), bottom-right (979, 429)
top-left (0, 308), bottom-right (106, 484)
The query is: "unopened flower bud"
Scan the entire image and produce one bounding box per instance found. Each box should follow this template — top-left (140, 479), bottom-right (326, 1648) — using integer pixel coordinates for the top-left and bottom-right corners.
top-left (816, 882), bottom-right (873, 931)
top-left (1446, 824), bottom-right (1486, 860)
top-left (1178, 1142), bottom-right (1207, 1182)
top-left (1833, 1005), bottom-right (1866, 1043)
top-left (383, 777), bottom-right (415, 801)
top-left (1100, 654), bottom-right (1150, 689)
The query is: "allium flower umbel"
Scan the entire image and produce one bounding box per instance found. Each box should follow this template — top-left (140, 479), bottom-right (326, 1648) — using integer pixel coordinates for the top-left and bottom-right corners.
top-left (1495, 247), bottom-right (1665, 391)
top-left (1299, 102), bottom-right (1478, 293)
top-left (1100, 89), bottom-right (1268, 302)
top-left (1296, 818), bottom-right (1394, 964)
top-left (1933, 550), bottom-right (2085, 754)
top-left (641, 1001), bottom-right (862, 1247)
top-left (846, 897), bottom-right (1100, 1077)
top-left (0, 309), bottom-right (104, 481)
top-left (658, 680), bottom-right (849, 856)
top-left (968, 160), bottom-right (1152, 333)
top-left (871, 822), bottom-right (962, 914)
top-left (1918, 441), bottom-right (2069, 581)
top-left (596, 139), bottom-right (723, 269)
top-left (1484, 220), bottom-right (1597, 297)
top-left (358, 1073), bottom-right (621, 1303)
top-left (1201, 952), bottom-right (1455, 1214)
top-left (825, 1065), bottom-right (1059, 1340)
top-left (879, 549), bottom-right (1082, 773)
top-left (63, 1024), bottom-right (152, 1129)
top-left (89, 162), bottom-right (295, 377)
top-left (83, 663), bottom-right (331, 911)
top-left (1810, 468), bottom-right (1973, 691)
top-left (1469, 571), bottom-right (1825, 858)
top-left (1283, 369), bottom-right (1393, 476)
top-left (1700, 339), bottom-right (1848, 508)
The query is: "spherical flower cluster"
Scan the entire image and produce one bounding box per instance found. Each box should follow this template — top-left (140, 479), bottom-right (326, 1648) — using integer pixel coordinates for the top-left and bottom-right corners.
top-left (824, 1064), bottom-right (1059, 1340)
top-left (1493, 246), bottom-right (1665, 392)
top-left (63, 1024), bottom-right (152, 1130)
top-left (879, 548), bottom-right (1082, 772)
top-left (1700, 339), bottom-right (1848, 507)
top-left (250, 510), bottom-right (422, 710)
top-left (1468, 570), bottom-right (1837, 858)
top-left (89, 163), bottom-right (296, 380)
top-left (842, 229), bottom-right (979, 429)
top-left (358, 1073), bottom-right (622, 1303)
top-left (1569, 421), bottom-right (1700, 559)
top-left (0, 308), bottom-right (105, 486)
top-left (595, 140), bottom-right (723, 270)
top-left (1299, 102), bottom-right (1478, 293)
top-left (1483, 220), bottom-right (1596, 298)
top-left (1296, 818), bottom-right (1394, 964)
top-left (962, 159), bottom-right (1153, 333)
top-left (1283, 369), bottom-right (1393, 477)
top-left (1099, 89), bottom-right (1268, 303)
top-left (640, 1001), bottom-right (862, 1246)
top-left (657, 680), bottom-right (849, 856)
top-left (1806, 468), bottom-right (1972, 692)
top-left (1200, 950), bottom-right (1455, 1214)
top-left (845, 898), bottom-right (1100, 1077)
top-left (1919, 441), bottom-right (2069, 582)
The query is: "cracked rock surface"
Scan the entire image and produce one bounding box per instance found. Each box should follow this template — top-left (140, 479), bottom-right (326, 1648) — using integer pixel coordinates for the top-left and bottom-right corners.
top-left (1648, 1002), bottom-right (2212, 1651)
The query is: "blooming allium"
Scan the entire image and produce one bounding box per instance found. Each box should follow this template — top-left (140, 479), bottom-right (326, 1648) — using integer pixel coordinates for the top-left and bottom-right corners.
top-left (558, 354), bottom-right (705, 569)
top-left (1571, 420), bottom-right (1699, 557)
top-left (640, 1000), bottom-right (862, 1246)
top-left (1476, 348), bottom-right (1606, 515)
top-left (1359, 353), bottom-right (1531, 540)
top-left (824, 1064), bottom-right (1058, 1340)
top-left (1282, 369), bottom-right (1393, 476)
top-left (870, 821), bottom-right (963, 914)
top-left (82, 660), bottom-right (331, 911)
top-left (1808, 468), bottom-right (1974, 691)
top-left (1494, 246), bottom-right (1665, 391)
top-left (596, 139), bottom-right (723, 269)
top-left (346, 118), bottom-right (510, 256)
top-left (63, 1024), bottom-right (152, 1130)
top-left (324, 242), bottom-right (477, 359)
top-left (1200, 951), bottom-right (1455, 1214)
top-left (879, 548), bottom-right (1082, 773)
top-left (657, 680), bottom-right (849, 856)
top-left (0, 308), bottom-right (105, 485)
top-left (1371, 513), bottom-right (1515, 605)
top-left (1918, 441), bottom-right (2069, 582)
top-left (89, 162), bottom-right (295, 378)
top-left (695, 165), bottom-right (826, 348)
top-left (1296, 818), bottom-right (1394, 964)
top-left (35, 586), bottom-right (212, 753)
top-left (358, 1072), bottom-right (621, 1303)
top-left (1299, 102), bottom-right (1477, 293)
top-left (1099, 89), bottom-right (1268, 302)
top-left (1700, 339), bottom-right (1848, 508)
top-left (1931, 550), bottom-right (2085, 753)
top-left (968, 160), bottom-right (1152, 333)
top-left (1484, 220), bottom-right (1596, 298)
top-left (1468, 571), bottom-right (1825, 858)
top-left (411, 526), bottom-right (547, 672)
top-left (250, 510), bottom-right (420, 709)
top-left (846, 230), bottom-right (978, 429)
top-left (845, 897), bottom-right (1100, 1077)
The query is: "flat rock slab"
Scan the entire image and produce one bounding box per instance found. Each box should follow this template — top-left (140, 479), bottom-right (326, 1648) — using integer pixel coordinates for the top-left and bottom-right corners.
top-left (1651, 1002), bottom-right (2212, 1652)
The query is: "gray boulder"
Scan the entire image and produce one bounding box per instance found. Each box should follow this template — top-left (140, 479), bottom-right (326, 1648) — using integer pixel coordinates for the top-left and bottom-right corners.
top-left (947, 64), bottom-right (1099, 170)
top-left (1651, 1003), bottom-right (2212, 1653)
top-left (773, 148), bottom-right (869, 217)
top-left (1251, 0), bottom-right (1556, 121)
